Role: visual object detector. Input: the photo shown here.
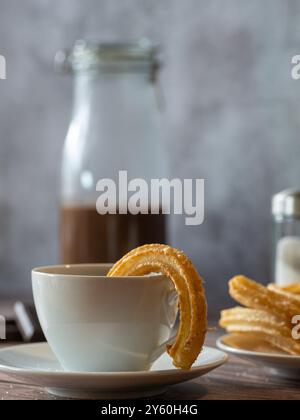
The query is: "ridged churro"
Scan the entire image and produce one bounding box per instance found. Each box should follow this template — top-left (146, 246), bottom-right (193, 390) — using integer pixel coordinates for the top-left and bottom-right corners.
top-left (220, 307), bottom-right (300, 355)
top-left (281, 284), bottom-right (300, 295)
top-left (268, 284), bottom-right (300, 300)
top-left (229, 276), bottom-right (300, 323)
top-left (108, 244), bottom-right (207, 370)
top-left (220, 276), bottom-right (300, 356)
top-left (222, 333), bottom-right (282, 354)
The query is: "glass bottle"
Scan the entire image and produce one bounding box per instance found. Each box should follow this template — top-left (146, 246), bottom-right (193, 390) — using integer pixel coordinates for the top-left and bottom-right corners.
top-left (57, 41), bottom-right (168, 264)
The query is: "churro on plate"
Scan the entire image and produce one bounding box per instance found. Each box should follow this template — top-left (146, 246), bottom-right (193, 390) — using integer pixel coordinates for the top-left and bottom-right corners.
top-left (220, 275), bottom-right (300, 356)
top-left (220, 307), bottom-right (300, 355)
top-left (267, 284), bottom-right (300, 300)
top-left (280, 284), bottom-right (300, 295)
top-left (229, 276), bottom-right (300, 323)
top-left (108, 244), bottom-right (208, 370)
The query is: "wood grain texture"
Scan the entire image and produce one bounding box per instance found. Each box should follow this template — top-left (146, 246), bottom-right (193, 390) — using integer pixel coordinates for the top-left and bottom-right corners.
top-left (0, 332), bottom-right (300, 400)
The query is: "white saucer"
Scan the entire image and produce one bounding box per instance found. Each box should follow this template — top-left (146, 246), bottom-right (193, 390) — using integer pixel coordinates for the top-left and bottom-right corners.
top-left (217, 334), bottom-right (300, 380)
top-left (0, 343), bottom-right (227, 399)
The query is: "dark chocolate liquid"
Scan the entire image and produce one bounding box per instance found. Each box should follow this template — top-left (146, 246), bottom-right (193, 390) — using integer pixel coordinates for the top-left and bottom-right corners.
top-left (60, 206), bottom-right (167, 264)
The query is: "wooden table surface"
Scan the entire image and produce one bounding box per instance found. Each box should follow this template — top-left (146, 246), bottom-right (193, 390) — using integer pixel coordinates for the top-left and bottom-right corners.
top-left (0, 332), bottom-right (300, 400)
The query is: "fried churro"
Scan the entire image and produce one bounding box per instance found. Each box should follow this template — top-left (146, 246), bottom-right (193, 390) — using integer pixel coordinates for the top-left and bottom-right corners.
top-left (229, 276), bottom-right (300, 323)
top-left (282, 284), bottom-right (300, 295)
top-left (222, 333), bottom-right (282, 354)
top-left (108, 244), bottom-right (207, 370)
top-left (268, 284), bottom-right (300, 299)
top-left (220, 276), bottom-right (300, 356)
top-left (220, 307), bottom-right (300, 355)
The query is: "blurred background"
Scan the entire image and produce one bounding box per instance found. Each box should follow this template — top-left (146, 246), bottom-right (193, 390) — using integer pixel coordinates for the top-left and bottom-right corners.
top-left (0, 0), bottom-right (299, 313)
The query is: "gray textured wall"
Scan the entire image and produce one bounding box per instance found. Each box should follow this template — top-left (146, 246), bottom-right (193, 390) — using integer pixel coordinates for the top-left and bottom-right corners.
top-left (0, 0), bottom-right (299, 313)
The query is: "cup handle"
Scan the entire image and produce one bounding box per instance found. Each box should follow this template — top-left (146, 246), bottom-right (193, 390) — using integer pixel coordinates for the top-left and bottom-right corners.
top-left (149, 313), bottom-right (180, 364)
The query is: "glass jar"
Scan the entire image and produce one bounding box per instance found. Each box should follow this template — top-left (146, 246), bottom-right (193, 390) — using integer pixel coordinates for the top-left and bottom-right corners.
top-left (57, 41), bottom-right (168, 264)
top-left (272, 189), bottom-right (300, 285)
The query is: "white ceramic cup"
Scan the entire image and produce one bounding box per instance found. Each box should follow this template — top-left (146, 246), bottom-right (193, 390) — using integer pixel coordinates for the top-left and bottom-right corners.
top-left (32, 264), bottom-right (178, 373)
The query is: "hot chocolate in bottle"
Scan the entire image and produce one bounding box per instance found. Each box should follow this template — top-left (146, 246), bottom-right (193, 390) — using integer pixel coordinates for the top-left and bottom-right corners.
top-left (57, 41), bottom-right (168, 264)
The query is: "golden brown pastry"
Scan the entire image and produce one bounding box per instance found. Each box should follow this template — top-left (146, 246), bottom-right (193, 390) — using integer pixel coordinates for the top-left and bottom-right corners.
top-left (281, 284), bottom-right (300, 295)
top-left (108, 244), bottom-right (207, 369)
top-left (268, 284), bottom-right (300, 300)
top-left (229, 276), bottom-right (300, 323)
top-left (220, 306), bottom-right (300, 355)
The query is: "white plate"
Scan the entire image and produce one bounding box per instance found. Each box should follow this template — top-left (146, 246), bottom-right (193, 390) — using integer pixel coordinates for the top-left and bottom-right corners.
top-left (217, 334), bottom-right (300, 380)
top-left (0, 343), bottom-right (227, 399)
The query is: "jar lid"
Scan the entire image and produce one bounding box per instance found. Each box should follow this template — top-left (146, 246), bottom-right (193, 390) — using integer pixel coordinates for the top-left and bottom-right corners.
top-left (272, 189), bottom-right (300, 218)
top-left (55, 39), bottom-right (160, 75)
